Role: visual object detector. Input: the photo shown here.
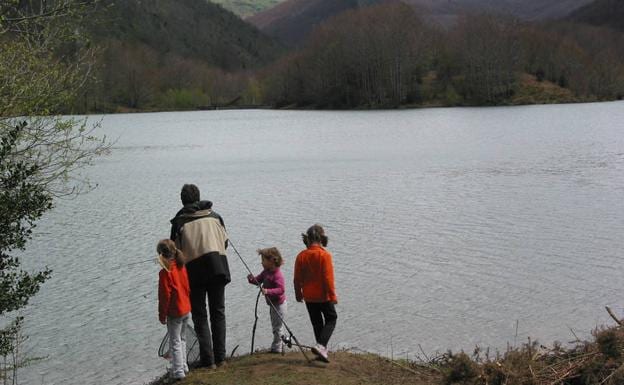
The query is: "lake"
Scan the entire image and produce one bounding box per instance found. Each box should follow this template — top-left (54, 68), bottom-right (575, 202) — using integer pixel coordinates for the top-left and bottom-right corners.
top-left (18, 102), bottom-right (624, 385)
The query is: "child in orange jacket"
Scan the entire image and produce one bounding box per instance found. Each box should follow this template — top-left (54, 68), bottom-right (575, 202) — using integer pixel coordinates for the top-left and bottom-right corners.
top-left (157, 239), bottom-right (191, 380)
top-left (293, 224), bottom-right (337, 363)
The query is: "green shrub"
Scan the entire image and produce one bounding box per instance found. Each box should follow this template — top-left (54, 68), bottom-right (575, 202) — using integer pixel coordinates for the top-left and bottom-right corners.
top-left (596, 329), bottom-right (622, 359)
top-left (155, 89), bottom-right (210, 110)
top-left (443, 85), bottom-right (462, 106)
top-left (444, 351), bottom-right (479, 384)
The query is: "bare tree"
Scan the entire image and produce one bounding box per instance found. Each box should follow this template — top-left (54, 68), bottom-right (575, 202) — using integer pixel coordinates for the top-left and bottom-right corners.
top-left (453, 14), bottom-right (522, 104)
top-left (1, 2), bottom-right (109, 382)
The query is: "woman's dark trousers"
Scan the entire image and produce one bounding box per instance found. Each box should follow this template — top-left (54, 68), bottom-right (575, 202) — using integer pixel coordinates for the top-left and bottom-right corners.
top-left (305, 302), bottom-right (337, 347)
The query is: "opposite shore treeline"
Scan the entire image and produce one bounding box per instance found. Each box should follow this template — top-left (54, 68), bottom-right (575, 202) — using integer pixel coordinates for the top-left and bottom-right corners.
top-left (77, 2), bottom-right (624, 112)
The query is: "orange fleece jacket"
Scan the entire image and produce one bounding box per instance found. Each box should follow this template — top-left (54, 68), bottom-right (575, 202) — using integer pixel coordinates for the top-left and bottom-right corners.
top-left (293, 244), bottom-right (338, 303)
top-left (158, 260), bottom-right (191, 323)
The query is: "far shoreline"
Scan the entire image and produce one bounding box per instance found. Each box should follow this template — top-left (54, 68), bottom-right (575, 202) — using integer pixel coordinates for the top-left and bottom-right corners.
top-left (75, 97), bottom-right (623, 117)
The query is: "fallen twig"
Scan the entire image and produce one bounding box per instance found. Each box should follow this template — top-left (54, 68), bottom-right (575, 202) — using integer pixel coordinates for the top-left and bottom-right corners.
top-left (418, 344), bottom-right (430, 362)
top-left (567, 325), bottom-right (581, 343)
top-left (606, 306), bottom-right (623, 326)
top-left (599, 362), bottom-right (624, 385)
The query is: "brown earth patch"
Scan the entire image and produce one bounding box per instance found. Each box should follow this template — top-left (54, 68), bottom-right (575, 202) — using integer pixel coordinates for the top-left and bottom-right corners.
top-left (155, 350), bottom-right (440, 385)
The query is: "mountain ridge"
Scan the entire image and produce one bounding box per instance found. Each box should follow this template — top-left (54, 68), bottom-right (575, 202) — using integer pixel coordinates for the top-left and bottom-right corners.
top-left (567, 0), bottom-right (624, 31)
top-left (90, 0), bottom-right (282, 70)
top-left (250, 0), bottom-right (596, 46)
top-left (248, 0), bottom-right (382, 46)
top-left (210, 0), bottom-right (285, 18)
top-left (401, 0), bottom-right (594, 20)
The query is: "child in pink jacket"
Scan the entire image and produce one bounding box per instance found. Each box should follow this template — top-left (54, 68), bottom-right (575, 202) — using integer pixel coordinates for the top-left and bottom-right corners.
top-left (247, 247), bottom-right (287, 353)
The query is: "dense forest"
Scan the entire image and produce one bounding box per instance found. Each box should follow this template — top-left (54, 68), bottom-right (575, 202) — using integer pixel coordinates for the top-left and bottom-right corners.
top-left (76, 0), bottom-right (283, 112)
top-left (72, 0), bottom-right (624, 112)
top-left (261, 3), bottom-right (624, 108)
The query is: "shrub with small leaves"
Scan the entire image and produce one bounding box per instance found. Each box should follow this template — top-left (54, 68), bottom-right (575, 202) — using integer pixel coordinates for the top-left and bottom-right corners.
top-left (596, 329), bottom-right (622, 359)
top-left (444, 351), bottom-right (479, 384)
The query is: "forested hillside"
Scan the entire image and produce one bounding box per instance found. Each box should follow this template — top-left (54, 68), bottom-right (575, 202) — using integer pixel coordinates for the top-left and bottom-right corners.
top-left (82, 0), bottom-right (282, 111)
top-left (260, 3), bottom-right (624, 108)
top-left (568, 0), bottom-right (624, 31)
top-left (71, 0), bottom-right (623, 112)
top-left (90, 0), bottom-right (281, 69)
top-left (211, 0), bottom-right (285, 18)
top-left (247, 0), bottom-right (380, 46)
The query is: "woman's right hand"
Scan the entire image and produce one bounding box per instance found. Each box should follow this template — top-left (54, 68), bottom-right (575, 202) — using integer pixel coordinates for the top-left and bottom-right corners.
top-left (247, 273), bottom-right (254, 282)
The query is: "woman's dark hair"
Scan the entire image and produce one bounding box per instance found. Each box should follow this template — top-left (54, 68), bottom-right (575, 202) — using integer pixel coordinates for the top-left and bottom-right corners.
top-left (303, 224), bottom-right (328, 247)
top-left (157, 239), bottom-right (186, 266)
top-left (180, 184), bottom-right (200, 205)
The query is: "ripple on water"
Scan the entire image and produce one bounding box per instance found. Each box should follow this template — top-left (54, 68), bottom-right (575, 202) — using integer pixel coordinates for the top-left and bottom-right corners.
top-left (18, 104), bottom-right (624, 385)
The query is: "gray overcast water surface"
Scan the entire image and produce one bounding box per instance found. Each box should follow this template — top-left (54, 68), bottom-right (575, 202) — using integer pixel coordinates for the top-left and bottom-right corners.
top-left (18, 102), bottom-right (624, 384)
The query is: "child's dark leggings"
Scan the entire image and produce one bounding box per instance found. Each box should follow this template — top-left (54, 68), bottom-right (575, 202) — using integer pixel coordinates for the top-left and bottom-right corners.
top-left (305, 302), bottom-right (337, 347)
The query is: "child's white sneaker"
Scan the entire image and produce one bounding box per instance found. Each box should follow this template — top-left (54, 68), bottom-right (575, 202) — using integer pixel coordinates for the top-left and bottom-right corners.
top-left (169, 371), bottom-right (185, 381)
top-left (311, 344), bottom-right (329, 363)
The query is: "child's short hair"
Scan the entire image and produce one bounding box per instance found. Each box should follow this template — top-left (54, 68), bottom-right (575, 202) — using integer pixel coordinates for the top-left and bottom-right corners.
top-left (257, 247), bottom-right (283, 267)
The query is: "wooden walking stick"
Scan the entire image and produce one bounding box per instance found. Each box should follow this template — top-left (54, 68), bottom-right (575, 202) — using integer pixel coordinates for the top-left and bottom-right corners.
top-left (250, 289), bottom-right (262, 354)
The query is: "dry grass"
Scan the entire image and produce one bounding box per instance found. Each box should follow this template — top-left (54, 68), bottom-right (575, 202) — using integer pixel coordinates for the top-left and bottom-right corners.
top-left (439, 325), bottom-right (624, 385)
top-left (150, 324), bottom-right (624, 385)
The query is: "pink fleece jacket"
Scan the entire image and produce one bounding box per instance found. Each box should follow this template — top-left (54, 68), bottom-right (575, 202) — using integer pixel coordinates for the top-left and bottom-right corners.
top-left (248, 267), bottom-right (286, 305)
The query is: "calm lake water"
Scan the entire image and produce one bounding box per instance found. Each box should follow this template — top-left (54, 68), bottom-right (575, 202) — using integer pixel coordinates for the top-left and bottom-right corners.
top-left (19, 102), bottom-right (624, 385)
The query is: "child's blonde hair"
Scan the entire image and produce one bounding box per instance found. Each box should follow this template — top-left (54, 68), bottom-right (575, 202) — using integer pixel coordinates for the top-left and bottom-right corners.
top-left (157, 239), bottom-right (186, 267)
top-left (257, 247), bottom-right (284, 267)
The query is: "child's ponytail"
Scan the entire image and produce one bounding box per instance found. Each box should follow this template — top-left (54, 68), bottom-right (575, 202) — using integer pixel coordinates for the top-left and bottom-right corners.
top-left (174, 248), bottom-right (186, 267)
top-left (157, 239), bottom-right (187, 267)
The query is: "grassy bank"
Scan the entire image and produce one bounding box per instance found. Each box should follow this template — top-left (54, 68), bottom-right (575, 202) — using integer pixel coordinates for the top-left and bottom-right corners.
top-left (150, 322), bottom-right (624, 385)
top-left (150, 350), bottom-right (440, 385)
